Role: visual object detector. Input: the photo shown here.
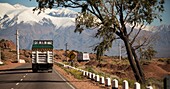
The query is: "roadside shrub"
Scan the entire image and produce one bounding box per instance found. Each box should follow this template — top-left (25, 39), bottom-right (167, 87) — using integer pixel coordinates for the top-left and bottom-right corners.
top-left (146, 78), bottom-right (163, 89)
top-left (56, 63), bottom-right (84, 80)
top-left (158, 58), bottom-right (170, 64)
top-left (85, 66), bottom-right (96, 73)
top-left (69, 69), bottom-right (84, 79)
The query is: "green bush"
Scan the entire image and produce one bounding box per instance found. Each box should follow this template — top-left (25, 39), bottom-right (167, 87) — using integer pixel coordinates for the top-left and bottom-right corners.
top-left (56, 63), bottom-right (84, 80)
top-left (146, 78), bottom-right (163, 89)
top-left (85, 66), bottom-right (95, 73)
top-left (69, 69), bottom-right (84, 79)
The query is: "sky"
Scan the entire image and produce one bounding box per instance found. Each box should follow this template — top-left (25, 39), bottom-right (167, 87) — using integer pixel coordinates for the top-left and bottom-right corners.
top-left (0, 0), bottom-right (170, 26)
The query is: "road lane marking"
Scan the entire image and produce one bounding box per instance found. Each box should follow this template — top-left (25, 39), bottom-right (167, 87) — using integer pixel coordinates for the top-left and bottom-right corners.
top-left (16, 83), bottom-right (19, 85)
top-left (54, 69), bottom-right (75, 89)
top-left (23, 76), bottom-right (26, 78)
top-left (11, 88), bottom-right (14, 89)
top-left (20, 79), bottom-right (23, 81)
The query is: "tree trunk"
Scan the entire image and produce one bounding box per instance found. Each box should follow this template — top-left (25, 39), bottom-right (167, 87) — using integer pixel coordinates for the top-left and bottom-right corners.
top-left (131, 48), bottom-right (146, 84)
top-left (122, 36), bottom-right (144, 84)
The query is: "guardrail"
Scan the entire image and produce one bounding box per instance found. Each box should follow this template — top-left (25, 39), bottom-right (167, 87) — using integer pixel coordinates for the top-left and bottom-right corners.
top-left (56, 62), bottom-right (153, 89)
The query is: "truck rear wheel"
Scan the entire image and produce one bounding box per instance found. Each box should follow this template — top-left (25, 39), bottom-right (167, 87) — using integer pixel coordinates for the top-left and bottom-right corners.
top-left (48, 70), bottom-right (52, 73)
top-left (33, 69), bottom-right (37, 73)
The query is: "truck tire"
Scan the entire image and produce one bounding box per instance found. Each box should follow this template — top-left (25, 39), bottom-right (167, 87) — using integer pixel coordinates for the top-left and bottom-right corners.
top-left (33, 69), bottom-right (37, 73)
top-left (32, 64), bottom-right (38, 73)
top-left (48, 69), bottom-right (53, 73)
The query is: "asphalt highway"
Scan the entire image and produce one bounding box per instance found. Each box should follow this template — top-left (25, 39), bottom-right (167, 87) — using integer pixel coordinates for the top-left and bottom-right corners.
top-left (0, 63), bottom-right (75, 89)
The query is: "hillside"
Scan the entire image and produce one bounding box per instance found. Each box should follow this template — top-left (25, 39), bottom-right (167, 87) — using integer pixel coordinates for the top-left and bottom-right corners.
top-left (0, 39), bottom-right (31, 63)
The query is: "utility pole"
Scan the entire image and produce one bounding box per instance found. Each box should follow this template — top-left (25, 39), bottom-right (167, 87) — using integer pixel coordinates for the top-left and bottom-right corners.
top-left (65, 43), bottom-right (68, 61)
top-left (118, 41), bottom-right (121, 60)
top-left (16, 29), bottom-right (20, 63)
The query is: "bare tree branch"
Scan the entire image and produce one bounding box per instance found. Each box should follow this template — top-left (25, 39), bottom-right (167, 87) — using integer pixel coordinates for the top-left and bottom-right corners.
top-left (130, 23), bottom-right (144, 45)
top-left (128, 22), bottom-right (137, 37)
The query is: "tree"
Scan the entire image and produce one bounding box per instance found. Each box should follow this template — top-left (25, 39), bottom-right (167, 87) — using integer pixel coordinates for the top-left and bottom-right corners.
top-left (33, 0), bottom-right (164, 84)
top-left (141, 46), bottom-right (157, 60)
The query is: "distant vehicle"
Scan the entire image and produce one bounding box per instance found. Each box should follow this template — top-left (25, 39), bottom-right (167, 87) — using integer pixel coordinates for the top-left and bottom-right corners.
top-left (31, 40), bottom-right (53, 72)
top-left (77, 52), bottom-right (90, 62)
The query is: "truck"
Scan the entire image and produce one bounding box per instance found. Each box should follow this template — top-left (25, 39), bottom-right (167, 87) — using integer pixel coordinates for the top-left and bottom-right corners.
top-left (77, 52), bottom-right (90, 62)
top-left (31, 40), bottom-right (53, 72)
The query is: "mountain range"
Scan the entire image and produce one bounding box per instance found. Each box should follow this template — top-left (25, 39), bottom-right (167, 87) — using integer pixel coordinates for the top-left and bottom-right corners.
top-left (0, 3), bottom-right (170, 58)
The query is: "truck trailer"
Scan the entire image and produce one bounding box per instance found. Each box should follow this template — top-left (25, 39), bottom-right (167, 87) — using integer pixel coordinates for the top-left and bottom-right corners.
top-left (31, 40), bottom-right (53, 72)
top-left (77, 52), bottom-right (90, 62)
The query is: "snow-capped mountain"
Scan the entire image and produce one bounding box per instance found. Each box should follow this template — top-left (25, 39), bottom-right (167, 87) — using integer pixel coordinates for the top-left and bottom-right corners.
top-left (0, 3), bottom-right (170, 57)
top-left (48, 8), bottom-right (78, 18)
top-left (0, 3), bottom-right (98, 53)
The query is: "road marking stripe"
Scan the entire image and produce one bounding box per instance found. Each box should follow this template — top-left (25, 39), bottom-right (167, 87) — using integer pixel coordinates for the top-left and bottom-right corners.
top-left (20, 79), bottom-right (23, 81)
top-left (16, 83), bottom-right (19, 85)
top-left (23, 76), bottom-right (26, 78)
top-left (54, 69), bottom-right (75, 89)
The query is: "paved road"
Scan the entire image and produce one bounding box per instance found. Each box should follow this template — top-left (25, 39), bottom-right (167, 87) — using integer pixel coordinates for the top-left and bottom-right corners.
top-left (0, 63), bottom-right (75, 89)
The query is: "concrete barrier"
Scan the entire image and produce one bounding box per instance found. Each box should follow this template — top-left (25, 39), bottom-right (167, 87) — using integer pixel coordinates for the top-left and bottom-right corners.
top-left (95, 75), bottom-right (100, 82)
top-left (80, 69), bottom-right (83, 72)
top-left (91, 73), bottom-right (95, 80)
top-left (86, 71), bottom-right (89, 77)
top-left (112, 79), bottom-right (118, 89)
top-left (64, 64), bottom-right (69, 68)
top-left (146, 86), bottom-right (153, 89)
top-left (88, 72), bottom-right (92, 79)
top-left (134, 82), bottom-right (140, 89)
top-left (19, 59), bottom-right (26, 63)
top-left (83, 71), bottom-right (86, 76)
top-left (105, 77), bottom-right (111, 87)
top-left (123, 80), bottom-right (129, 89)
top-left (100, 76), bottom-right (105, 84)
top-left (0, 61), bottom-right (3, 64)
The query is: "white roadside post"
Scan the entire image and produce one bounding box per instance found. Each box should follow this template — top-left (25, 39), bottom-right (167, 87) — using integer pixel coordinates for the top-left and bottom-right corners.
top-left (105, 77), bottom-right (111, 87)
top-left (100, 76), bottom-right (105, 84)
top-left (134, 82), bottom-right (140, 89)
top-left (88, 72), bottom-right (92, 79)
top-left (122, 80), bottom-right (129, 89)
top-left (92, 73), bottom-right (95, 80)
top-left (112, 79), bottom-right (118, 89)
top-left (95, 75), bottom-right (100, 82)
top-left (146, 85), bottom-right (153, 89)
top-left (86, 71), bottom-right (89, 77)
top-left (83, 71), bottom-right (86, 76)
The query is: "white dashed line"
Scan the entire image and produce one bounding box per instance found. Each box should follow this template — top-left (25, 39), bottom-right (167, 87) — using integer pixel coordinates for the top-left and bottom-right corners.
top-left (20, 79), bottom-right (23, 81)
top-left (16, 83), bottom-right (19, 85)
top-left (11, 88), bottom-right (14, 89)
top-left (23, 76), bottom-right (26, 78)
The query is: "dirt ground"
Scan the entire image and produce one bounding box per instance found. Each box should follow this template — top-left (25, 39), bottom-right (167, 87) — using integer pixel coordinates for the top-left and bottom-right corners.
top-left (0, 61), bottom-right (23, 70)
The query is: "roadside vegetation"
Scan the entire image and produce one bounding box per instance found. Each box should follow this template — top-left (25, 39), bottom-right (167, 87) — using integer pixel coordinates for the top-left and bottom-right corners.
top-left (55, 54), bottom-right (169, 89)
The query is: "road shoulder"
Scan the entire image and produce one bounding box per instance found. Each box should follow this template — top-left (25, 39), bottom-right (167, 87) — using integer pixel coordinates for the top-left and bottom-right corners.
top-left (54, 65), bottom-right (104, 89)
